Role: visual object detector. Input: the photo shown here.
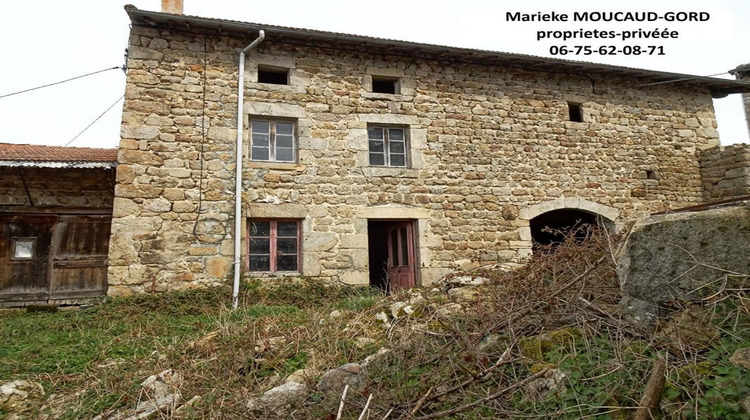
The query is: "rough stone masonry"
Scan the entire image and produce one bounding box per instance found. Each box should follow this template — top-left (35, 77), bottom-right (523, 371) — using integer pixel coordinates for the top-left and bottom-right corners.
top-left (108, 7), bottom-right (744, 295)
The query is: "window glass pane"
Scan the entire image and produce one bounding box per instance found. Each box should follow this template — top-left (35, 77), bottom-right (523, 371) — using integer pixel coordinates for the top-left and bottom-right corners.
top-left (389, 141), bottom-right (405, 154)
top-left (390, 232), bottom-right (399, 266)
top-left (251, 147), bottom-right (269, 160)
top-left (276, 148), bottom-right (294, 162)
top-left (14, 240), bottom-right (34, 259)
top-left (252, 121), bottom-right (270, 133)
top-left (276, 135), bottom-right (294, 148)
top-left (277, 238), bottom-right (297, 254)
top-left (277, 255), bottom-right (298, 271)
top-left (252, 133), bottom-right (269, 147)
top-left (368, 127), bottom-right (384, 140)
top-left (249, 255), bottom-right (270, 271)
top-left (400, 227), bottom-right (409, 265)
top-left (249, 221), bottom-right (270, 236)
top-left (276, 122), bottom-right (294, 135)
top-left (390, 154), bottom-right (406, 167)
top-left (388, 129), bottom-right (404, 141)
top-left (277, 222), bottom-right (298, 237)
top-left (369, 153), bottom-right (385, 166)
top-left (250, 238), bottom-right (270, 254)
top-left (368, 140), bottom-right (384, 153)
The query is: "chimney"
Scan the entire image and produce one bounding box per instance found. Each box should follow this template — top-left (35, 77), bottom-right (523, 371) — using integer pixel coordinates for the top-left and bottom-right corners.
top-left (730, 64), bottom-right (750, 136)
top-left (161, 0), bottom-right (183, 14)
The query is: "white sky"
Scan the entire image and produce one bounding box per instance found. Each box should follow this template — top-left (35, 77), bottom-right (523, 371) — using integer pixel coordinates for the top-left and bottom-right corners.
top-left (0, 0), bottom-right (748, 148)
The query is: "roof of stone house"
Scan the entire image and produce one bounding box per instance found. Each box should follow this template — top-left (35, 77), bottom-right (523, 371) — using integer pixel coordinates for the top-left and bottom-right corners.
top-left (125, 5), bottom-right (750, 98)
top-left (0, 143), bottom-right (118, 169)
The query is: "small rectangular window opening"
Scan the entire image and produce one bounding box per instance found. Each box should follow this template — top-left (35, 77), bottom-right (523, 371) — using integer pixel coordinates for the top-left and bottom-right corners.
top-left (568, 102), bottom-right (583, 122)
top-left (646, 170), bottom-right (658, 180)
top-left (372, 76), bottom-right (399, 94)
top-left (258, 67), bottom-right (289, 85)
top-left (12, 238), bottom-right (35, 260)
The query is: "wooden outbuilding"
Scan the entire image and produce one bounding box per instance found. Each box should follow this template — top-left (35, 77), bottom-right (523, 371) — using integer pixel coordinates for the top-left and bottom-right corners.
top-left (0, 143), bottom-right (117, 306)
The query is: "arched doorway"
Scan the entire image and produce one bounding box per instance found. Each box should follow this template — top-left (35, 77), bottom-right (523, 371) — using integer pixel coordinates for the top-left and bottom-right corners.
top-left (518, 198), bottom-right (620, 256)
top-left (530, 209), bottom-right (599, 251)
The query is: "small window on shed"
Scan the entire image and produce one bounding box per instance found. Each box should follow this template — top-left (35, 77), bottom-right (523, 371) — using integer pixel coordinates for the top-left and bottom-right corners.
top-left (568, 102), bottom-right (583, 122)
top-left (372, 76), bottom-right (399, 94)
top-left (258, 67), bottom-right (289, 85)
top-left (12, 238), bottom-right (35, 260)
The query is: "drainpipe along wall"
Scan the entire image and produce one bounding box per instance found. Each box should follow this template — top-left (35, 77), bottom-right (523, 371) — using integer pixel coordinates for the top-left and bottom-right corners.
top-left (233, 30), bottom-right (265, 309)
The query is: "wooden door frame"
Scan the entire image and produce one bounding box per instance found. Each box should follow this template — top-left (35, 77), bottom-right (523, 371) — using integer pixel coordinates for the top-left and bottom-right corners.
top-left (367, 219), bottom-right (419, 292)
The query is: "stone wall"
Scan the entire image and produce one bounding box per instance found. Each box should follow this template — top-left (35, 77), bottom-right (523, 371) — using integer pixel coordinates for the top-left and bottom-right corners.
top-left (0, 167), bottom-right (115, 208)
top-left (700, 144), bottom-right (750, 201)
top-left (109, 24), bottom-right (721, 294)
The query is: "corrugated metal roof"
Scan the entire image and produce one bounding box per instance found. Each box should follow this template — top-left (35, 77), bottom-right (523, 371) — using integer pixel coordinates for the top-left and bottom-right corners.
top-left (0, 143), bottom-right (118, 169)
top-left (124, 5), bottom-right (750, 98)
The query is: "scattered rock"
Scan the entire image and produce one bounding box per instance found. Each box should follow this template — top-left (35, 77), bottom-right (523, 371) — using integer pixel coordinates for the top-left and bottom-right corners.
top-left (524, 369), bottom-right (567, 402)
top-left (328, 310), bottom-right (342, 318)
top-left (141, 369), bottom-right (183, 400)
top-left (362, 348), bottom-right (391, 367)
top-left (477, 334), bottom-right (505, 355)
top-left (285, 369), bottom-right (315, 385)
top-left (389, 301), bottom-right (417, 318)
top-left (93, 394), bottom-right (182, 420)
top-left (374, 311), bottom-right (391, 329)
top-left (316, 363), bottom-right (363, 397)
top-left (441, 276), bottom-right (490, 290)
top-left (730, 347), bottom-right (750, 369)
top-left (354, 337), bottom-right (377, 349)
top-left (434, 303), bottom-right (463, 318)
top-left (248, 382), bottom-right (309, 412)
top-left (620, 296), bottom-right (663, 331)
top-left (447, 286), bottom-right (481, 303)
top-left (0, 380), bottom-right (45, 414)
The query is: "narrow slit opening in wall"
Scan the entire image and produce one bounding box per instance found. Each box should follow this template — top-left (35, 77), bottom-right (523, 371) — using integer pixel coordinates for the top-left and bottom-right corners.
top-left (568, 102), bottom-right (583, 122)
top-left (258, 67), bottom-right (289, 85)
top-left (372, 76), bottom-right (399, 94)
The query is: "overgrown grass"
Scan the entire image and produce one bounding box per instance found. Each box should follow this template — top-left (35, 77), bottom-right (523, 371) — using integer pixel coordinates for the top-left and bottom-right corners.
top-left (2, 230), bottom-right (748, 419)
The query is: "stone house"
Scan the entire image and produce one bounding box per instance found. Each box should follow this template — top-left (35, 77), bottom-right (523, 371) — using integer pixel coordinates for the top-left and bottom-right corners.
top-left (0, 143), bottom-right (116, 306)
top-left (109, 3), bottom-right (750, 296)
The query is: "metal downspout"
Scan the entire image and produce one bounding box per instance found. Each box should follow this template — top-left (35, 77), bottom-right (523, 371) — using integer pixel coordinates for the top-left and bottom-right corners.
top-left (233, 30), bottom-right (265, 309)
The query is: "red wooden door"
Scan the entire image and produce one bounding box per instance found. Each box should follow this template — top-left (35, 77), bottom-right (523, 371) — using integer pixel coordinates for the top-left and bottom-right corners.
top-left (387, 222), bottom-right (415, 291)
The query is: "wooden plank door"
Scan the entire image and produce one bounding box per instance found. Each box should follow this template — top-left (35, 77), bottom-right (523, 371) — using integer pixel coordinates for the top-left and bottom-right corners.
top-left (0, 215), bottom-right (56, 304)
top-left (49, 215), bottom-right (111, 301)
top-left (387, 222), bottom-right (416, 291)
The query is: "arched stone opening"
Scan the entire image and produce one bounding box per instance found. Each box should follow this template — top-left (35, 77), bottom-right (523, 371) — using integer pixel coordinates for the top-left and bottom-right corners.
top-left (530, 209), bottom-right (599, 251)
top-left (517, 198), bottom-right (620, 256)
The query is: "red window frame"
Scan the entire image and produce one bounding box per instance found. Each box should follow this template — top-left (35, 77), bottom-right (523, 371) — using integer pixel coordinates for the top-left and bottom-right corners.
top-left (247, 219), bottom-right (301, 273)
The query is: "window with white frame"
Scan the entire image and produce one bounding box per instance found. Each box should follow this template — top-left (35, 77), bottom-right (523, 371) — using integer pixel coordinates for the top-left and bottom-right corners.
top-left (367, 126), bottom-right (407, 167)
top-left (250, 120), bottom-right (296, 162)
top-left (248, 220), bottom-right (301, 272)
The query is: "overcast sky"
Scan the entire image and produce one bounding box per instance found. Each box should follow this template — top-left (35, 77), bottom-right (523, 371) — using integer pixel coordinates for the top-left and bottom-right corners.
top-left (1, 0), bottom-right (748, 148)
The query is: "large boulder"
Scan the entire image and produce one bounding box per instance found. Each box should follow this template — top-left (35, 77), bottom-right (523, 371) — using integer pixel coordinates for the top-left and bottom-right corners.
top-left (617, 204), bottom-right (750, 324)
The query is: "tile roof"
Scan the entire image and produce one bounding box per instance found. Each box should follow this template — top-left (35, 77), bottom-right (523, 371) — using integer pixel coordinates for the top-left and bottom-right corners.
top-left (0, 143), bottom-right (118, 168)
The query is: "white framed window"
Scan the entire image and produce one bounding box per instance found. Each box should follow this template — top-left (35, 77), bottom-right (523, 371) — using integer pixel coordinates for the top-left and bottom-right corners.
top-left (250, 120), bottom-right (296, 162)
top-left (367, 126), bottom-right (408, 167)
